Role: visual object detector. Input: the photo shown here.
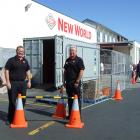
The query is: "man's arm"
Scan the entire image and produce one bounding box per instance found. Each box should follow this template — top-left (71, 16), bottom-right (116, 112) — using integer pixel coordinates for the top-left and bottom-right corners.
top-left (63, 70), bottom-right (66, 86)
top-left (26, 70), bottom-right (31, 88)
top-left (75, 70), bottom-right (84, 84)
top-left (5, 69), bottom-right (11, 89)
top-left (76, 58), bottom-right (85, 84)
top-left (26, 70), bottom-right (31, 81)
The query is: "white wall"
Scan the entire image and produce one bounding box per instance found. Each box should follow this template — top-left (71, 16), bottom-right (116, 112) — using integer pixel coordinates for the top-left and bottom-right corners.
top-left (100, 32), bottom-right (103, 42)
top-left (24, 1), bottom-right (97, 43)
top-left (0, 0), bottom-right (31, 48)
top-left (0, 0), bottom-right (97, 49)
top-left (130, 41), bottom-right (140, 64)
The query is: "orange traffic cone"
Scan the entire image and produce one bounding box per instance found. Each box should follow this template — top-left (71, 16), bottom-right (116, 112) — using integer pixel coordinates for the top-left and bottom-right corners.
top-left (10, 94), bottom-right (28, 128)
top-left (66, 95), bottom-right (84, 129)
top-left (131, 77), bottom-right (136, 84)
top-left (131, 72), bottom-right (136, 84)
top-left (52, 88), bottom-right (66, 119)
top-left (113, 81), bottom-right (123, 100)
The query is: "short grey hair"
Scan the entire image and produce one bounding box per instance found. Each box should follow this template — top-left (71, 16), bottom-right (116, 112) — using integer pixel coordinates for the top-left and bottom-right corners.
top-left (69, 45), bottom-right (77, 51)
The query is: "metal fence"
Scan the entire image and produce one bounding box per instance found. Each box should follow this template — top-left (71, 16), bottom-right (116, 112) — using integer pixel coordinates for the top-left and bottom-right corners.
top-left (82, 49), bottom-right (132, 107)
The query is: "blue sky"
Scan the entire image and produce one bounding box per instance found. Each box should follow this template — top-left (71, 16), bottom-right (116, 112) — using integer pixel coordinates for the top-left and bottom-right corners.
top-left (35, 0), bottom-right (140, 42)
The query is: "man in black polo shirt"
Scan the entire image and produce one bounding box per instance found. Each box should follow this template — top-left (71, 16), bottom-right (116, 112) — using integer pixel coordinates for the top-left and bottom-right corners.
top-left (64, 46), bottom-right (85, 119)
top-left (5, 46), bottom-right (31, 124)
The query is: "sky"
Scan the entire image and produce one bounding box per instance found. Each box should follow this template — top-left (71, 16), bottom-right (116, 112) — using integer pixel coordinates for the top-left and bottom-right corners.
top-left (35, 0), bottom-right (140, 42)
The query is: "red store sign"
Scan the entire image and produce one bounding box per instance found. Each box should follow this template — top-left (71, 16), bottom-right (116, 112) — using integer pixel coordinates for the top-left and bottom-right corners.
top-left (58, 18), bottom-right (92, 40)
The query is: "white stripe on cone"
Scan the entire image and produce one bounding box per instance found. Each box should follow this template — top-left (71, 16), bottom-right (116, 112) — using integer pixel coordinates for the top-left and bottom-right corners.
top-left (72, 97), bottom-right (79, 111)
top-left (16, 98), bottom-right (23, 110)
top-left (117, 82), bottom-right (121, 91)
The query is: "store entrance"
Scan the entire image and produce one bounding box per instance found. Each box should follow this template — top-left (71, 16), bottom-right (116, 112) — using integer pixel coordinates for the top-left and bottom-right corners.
top-left (43, 39), bottom-right (55, 90)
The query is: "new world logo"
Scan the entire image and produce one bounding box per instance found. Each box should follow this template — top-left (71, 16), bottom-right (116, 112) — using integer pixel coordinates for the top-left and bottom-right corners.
top-left (46, 13), bottom-right (56, 30)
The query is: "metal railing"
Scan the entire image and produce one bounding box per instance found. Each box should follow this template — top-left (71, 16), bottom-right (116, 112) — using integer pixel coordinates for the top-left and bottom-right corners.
top-left (82, 49), bottom-right (132, 107)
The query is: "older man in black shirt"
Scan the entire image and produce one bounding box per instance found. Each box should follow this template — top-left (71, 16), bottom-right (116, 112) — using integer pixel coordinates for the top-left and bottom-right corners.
top-left (5, 46), bottom-right (31, 124)
top-left (64, 46), bottom-right (85, 119)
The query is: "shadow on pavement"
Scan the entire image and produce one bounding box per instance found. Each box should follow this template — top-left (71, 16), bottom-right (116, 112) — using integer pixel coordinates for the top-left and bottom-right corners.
top-left (25, 108), bottom-right (67, 124)
top-left (0, 111), bottom-right (7, 122)
top-left (26, 108), bottom-right (53, 117)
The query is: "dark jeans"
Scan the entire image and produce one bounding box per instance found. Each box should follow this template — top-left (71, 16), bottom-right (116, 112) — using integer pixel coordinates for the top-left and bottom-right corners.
top-left (66, 81), bottom-right (81, 117)
top-left (7, 81), bottom-right (27, 123)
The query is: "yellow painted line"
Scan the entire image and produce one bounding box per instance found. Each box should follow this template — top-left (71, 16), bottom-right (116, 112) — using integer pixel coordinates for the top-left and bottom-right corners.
top-left (28, 121), bottom-right (55, 136)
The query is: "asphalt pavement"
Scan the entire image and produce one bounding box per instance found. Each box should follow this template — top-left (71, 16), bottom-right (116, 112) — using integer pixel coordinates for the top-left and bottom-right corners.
top-left (0, 84), bottom-right (140, 140)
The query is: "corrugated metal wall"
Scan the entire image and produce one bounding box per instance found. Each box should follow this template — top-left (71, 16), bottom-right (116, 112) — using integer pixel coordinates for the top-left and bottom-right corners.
top-left (0, 48), bottom-right (15, 68)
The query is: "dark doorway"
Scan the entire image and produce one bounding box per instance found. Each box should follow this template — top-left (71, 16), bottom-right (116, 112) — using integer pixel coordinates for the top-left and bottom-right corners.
top-left (43, 39), bottom-right (55, 89)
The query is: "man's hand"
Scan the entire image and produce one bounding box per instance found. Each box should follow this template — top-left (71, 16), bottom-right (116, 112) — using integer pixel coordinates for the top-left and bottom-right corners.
top-left (2, 82), bottom-right (7, 86)
top-left (74, 70), bottom-right (84, 88)
top-left (7, 82), bottom-right (11, 90)
top-left (63, 81), bottom-right (66, 88)
top-left (27, 80), bottom-right (31, 88)
top-left (74, 81), bottom-right (79, 88)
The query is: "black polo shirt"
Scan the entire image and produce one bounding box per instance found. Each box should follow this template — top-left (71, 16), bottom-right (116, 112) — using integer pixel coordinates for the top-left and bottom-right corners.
top-left (64, 56), bottom-right (85, 83)
top-left (5, 56), bottom-right (30, 81)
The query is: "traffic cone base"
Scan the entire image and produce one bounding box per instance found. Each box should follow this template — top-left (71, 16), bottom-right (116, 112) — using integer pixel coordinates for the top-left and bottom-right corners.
top-left (113, 91), bottom-right (123, 100)
top-left (52, 103), bottom-right (66, 119)
top-left (66, 111), bottom-right (84, 128)
top-left (66, 122), bottom-right (84, 128)
top-left (11, 122), bottom-right (27, 128)
top-left (10, 111), bottom-right (28, 128)
top-left (11, 123), bottom-right (27, 128)
top-left (66, 95), bottom-right (84, 129)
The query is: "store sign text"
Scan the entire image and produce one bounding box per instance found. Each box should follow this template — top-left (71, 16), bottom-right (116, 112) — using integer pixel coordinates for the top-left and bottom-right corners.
top-left (58, 18), bottom-right (91, 40)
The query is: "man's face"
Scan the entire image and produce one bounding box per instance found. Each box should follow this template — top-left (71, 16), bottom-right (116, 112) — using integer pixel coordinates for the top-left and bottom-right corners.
top-left (70, 47), bottom-right (77, 58)
top-left (16, 48), bottom-right (25, 59)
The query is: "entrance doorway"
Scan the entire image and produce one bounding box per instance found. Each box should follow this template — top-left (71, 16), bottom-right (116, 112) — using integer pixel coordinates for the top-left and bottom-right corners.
top-left (43, 39), bottom-right (55, 90)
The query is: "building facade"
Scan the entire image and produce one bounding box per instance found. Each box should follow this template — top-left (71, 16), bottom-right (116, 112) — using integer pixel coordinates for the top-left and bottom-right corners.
top-left (130, 41), bottom-right (140, 64)
top-left (0, 0), bottom-right (96, 50)
top-left (0, 1), bottom-right (140, 69)
top-left (83, 18), bottom-right (140, 63)
top-left (83, 19), bottom-right (128, 43)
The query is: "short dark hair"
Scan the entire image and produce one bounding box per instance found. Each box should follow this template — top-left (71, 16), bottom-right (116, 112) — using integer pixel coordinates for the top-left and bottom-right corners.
top-left (16, 46), bottom-right (24, 52)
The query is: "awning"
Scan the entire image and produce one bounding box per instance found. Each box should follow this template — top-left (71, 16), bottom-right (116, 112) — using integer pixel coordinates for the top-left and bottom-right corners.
top-left (98, 41), bottom-right (133, 49)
